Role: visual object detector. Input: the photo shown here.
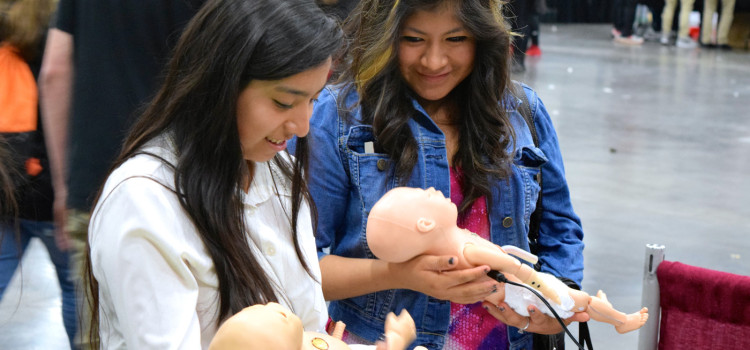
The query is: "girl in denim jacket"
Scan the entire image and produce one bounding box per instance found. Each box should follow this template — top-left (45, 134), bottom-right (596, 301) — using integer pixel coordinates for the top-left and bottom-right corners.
top-left (296, 0), bottom-right (587, 349)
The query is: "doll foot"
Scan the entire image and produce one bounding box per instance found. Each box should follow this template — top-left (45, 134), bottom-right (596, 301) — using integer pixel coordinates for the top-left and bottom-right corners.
top-left (614, 307), bottom-right (649, 334)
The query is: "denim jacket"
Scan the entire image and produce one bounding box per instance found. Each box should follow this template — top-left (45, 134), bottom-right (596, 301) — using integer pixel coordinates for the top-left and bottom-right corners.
top-left (295, 83), bottom-right (584, 350)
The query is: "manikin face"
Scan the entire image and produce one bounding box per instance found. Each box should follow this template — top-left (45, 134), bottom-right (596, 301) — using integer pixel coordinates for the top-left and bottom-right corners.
top-left (397, 5), bottom-right (476, 104)
top-left (378, 187), bottom-right (458, 230)
top-left (412, 187), bottom-right (458, 227)
top-left (236, 58), bottom-right (332, 162)
top-left (366, 187), bottom-right (458, 262)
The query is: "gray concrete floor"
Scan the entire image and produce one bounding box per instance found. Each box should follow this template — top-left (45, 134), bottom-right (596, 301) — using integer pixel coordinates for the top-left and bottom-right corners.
top-left (514, 24), bottom-right (750, 349)
top-left (1, 23), bottom-right (748, 350)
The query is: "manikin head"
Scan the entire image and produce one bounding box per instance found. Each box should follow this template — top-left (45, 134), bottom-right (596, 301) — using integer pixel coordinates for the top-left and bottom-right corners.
top-left (366, 187), bottom-right (458, 262)
top-left (209, 302), bottom-right (304, 350)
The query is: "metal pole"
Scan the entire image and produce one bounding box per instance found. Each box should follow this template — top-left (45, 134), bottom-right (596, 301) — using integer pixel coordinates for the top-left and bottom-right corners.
top-left (637, 244), bottom-right (665, 350)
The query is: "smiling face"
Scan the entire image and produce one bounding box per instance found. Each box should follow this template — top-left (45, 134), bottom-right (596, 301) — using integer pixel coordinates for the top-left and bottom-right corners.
top-left (236, 58), bottom-right (332, 163)
top-left (397, 4), bottom-right (476, 105)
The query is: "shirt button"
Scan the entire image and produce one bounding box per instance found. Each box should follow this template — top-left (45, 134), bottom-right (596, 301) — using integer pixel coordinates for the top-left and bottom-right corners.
top-left (502, 217), bottom-right (513, 228)
top-left (376, 159), bottom-right (387, 171)
top-left (264, 242), bottom-right (276, 256)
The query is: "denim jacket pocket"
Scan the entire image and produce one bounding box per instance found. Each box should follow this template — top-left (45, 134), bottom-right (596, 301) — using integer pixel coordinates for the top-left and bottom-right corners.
top-left (344, 125), bottom-right (399, 204)
top-left (514, 146), bottom-right (548, 225)
top-left (340, 126), bottom-right (403, 318)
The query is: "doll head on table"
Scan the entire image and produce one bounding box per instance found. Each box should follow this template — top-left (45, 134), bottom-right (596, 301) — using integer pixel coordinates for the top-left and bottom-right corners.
top-left (209, 302), bottom-right (421, 350)
top-left (209, 302), bottom-right (310, 350)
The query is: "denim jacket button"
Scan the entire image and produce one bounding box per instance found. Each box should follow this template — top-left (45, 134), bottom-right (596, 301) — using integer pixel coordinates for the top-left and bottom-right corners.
top-left (377, 159), bottom-right (387, 171)
top-left (502, 217), bottom-right (513, 228)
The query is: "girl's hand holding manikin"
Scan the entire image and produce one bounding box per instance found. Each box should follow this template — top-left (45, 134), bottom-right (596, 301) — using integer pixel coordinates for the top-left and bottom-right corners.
top-left (387, 254), bottom-right (496, 305)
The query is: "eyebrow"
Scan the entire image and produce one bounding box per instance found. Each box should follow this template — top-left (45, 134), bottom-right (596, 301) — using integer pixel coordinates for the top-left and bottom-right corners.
top-left (274, 85), bottom-right (309, 97)
top-left (274, 85), bottom-right (325, 97)
top-left (403, 27), bottom-right (465, 36)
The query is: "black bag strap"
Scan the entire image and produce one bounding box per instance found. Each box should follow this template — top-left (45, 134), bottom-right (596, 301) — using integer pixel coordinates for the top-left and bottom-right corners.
top-left (579, 322), bottom-right (594, 350)
top-left (513, 82), bottom-right (593, 350)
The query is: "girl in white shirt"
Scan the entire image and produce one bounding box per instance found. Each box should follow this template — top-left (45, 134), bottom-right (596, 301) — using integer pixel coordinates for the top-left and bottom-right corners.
top-left (84, 0), bottom-right (342, 348)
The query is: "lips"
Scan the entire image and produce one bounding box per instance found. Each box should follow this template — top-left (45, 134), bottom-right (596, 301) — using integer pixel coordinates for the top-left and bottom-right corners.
top-left (419, 72), bottom-right (450, 83)
top-left (265, 137), bottom-right (288, 153)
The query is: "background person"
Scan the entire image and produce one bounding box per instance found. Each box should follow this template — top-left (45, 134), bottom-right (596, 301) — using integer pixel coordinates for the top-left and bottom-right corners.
top-left (660, 0), bottom-right (697, 47)
top-left (700, 0), bottom-right (736, 49)
top-left (0, 1), bottom-right (76, 347)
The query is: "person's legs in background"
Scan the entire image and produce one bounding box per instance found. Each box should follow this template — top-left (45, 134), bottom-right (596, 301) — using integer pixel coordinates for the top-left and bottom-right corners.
top-left (27, 219), bottom-right (77, 350)
top-left (662, 0), bottom-right (679, 44)
top-left (66, 209), bottom-right (91, 350)
top-left (506, 0), bottom-right (531, 72)
top-left (614, 0), bottom-right (644, 44)
top-left (613, 0), bottom-right (625, 37)
top-left (675, 0), bottom-right (698, 47)
top-left (651, 0), bottom-right (665, 32)
top-left (527, 12), bottom-right (542, 56)
top-left (716, 0), bottom-right (736, 48)
top-left (0, 220), bottom-right (77, 350)
top-left (701, 0), bottom-right (720, 46)
top-left (0, 223), bottom-right (31, 297)
top-left (642, 0), bottom-right (665, 40)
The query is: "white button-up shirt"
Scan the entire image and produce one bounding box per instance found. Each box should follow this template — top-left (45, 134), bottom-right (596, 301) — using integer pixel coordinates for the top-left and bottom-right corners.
top-left (89, 139), bottom-right (327, 349)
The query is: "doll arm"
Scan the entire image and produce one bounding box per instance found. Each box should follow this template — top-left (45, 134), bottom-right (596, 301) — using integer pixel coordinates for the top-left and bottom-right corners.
top-left (381, 310), bottom-right (417, 350)
top-left (464, 243), bottom-right (561, 304)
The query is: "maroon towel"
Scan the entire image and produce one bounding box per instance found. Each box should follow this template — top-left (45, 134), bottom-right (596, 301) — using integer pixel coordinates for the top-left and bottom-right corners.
top-left (657, 260), bottom-right (750, 349)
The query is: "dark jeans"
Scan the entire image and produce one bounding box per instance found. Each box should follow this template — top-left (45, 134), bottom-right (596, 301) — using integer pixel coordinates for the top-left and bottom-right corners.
top-left (0, 219), bottom-right (77, 349)
top-left (613, 0), bottom-right (639, 36)
top-left (640, 0), bottom-right (665, 30)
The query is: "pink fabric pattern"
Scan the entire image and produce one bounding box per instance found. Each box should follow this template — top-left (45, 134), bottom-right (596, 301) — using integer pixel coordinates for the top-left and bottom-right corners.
top-left (444, 168), bottom-right (508, 350)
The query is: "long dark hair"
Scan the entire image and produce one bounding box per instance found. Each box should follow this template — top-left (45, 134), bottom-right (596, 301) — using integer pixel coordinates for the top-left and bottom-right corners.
top-left (337, 0), bottom-right (515, 213)
top-left (85, 0), bottom-right (342, 345)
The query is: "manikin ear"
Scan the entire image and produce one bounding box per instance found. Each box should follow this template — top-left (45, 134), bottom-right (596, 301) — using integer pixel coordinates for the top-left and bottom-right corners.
top-left (416, 217), bottom-right (436, 232)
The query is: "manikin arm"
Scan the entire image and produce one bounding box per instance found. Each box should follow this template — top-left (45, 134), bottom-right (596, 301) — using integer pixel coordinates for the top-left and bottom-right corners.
top-left (463, 243), bottom-right (561, 304)
top-left (380, 310), bottom-right (418, 350)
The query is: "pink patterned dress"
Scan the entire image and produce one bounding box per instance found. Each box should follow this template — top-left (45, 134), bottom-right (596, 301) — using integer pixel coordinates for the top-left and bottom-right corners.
top-left (443, 168), bottom-right (509, 350)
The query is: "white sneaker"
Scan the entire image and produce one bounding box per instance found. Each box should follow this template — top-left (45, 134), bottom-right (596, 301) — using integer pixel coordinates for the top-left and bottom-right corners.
top-left (643, 28), bottom-right (661, 41)
top-left (660, 35), bottom-right (670, 45)
top-left (611, 27), bottom-right (622, 38)
top-left (676, 37), bottom-right (697, 48)
top-left (615, 35), bottom-right (644, 45)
